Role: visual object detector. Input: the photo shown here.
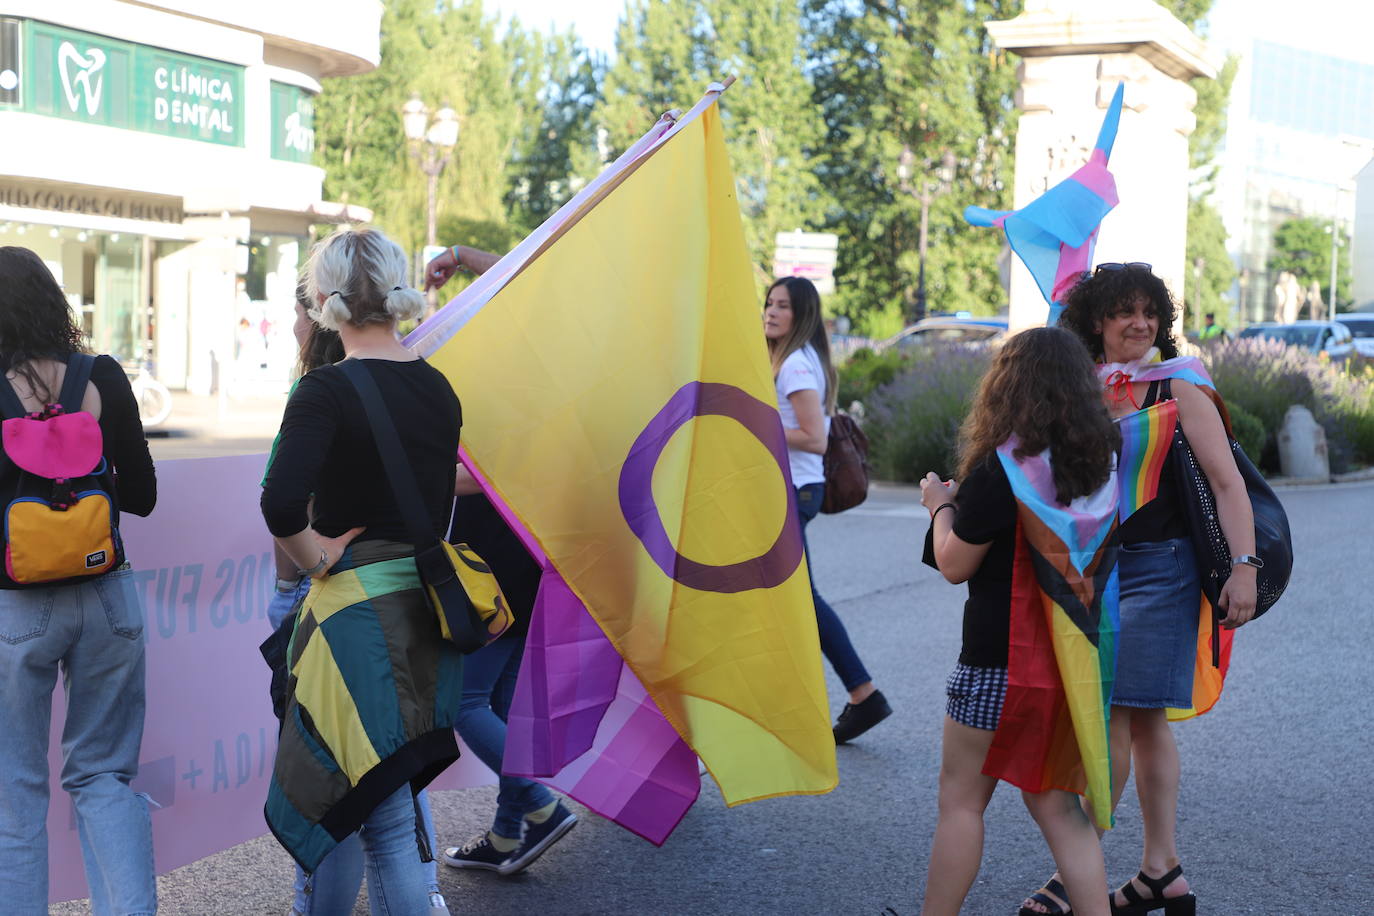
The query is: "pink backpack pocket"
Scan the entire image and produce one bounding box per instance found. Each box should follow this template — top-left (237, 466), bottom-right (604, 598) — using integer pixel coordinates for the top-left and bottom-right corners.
top-left (2, 412), bottom-right (102, 478)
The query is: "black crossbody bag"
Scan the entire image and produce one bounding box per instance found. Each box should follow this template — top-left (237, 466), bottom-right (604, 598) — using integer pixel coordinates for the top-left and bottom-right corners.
top-left (339, 359), bottom-right (512, 654)
top-left (1163, 379), bottom-right (1293, 662)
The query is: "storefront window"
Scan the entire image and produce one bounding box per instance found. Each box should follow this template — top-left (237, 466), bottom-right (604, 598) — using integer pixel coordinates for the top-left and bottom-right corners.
top-left (239, 234), bottom-right (303, 381)
top-left (0, 222), bottom-right (145, 362)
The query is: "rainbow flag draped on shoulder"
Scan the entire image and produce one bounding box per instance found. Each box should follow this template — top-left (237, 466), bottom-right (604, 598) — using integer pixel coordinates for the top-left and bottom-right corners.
top-left (406, 83), bottom-right (836, 843)
top-left (1099, 350), bottom-right (1234, 722)
top-left (982, 441), bottom-right (1119, 829)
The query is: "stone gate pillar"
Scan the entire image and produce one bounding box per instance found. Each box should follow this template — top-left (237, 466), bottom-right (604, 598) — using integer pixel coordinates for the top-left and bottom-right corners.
top-left (986, 0), bottom-right (1220, 331)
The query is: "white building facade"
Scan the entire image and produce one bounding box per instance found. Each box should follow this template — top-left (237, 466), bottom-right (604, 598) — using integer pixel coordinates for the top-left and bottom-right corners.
top-left (1216, 40), bottom-right (1374, 323)
top-left (0, 0), bottom-right (380, 393)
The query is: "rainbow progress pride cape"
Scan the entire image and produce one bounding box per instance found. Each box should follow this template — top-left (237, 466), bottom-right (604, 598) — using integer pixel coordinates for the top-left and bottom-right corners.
top-left (1098, 352), bottom-right (1234, 722)
top-left (965, 82), bottom-right (1124, 326)
top-left (405, 86), bottom-right (837, 843)
top-left (983, 442), bottom-right (1119, 829)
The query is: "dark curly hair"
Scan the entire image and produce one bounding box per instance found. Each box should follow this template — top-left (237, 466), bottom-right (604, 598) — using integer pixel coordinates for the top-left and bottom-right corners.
top-left (958, 326), bottom-right (1119, 504)
top-left (1057, 265), bottom-right (1179, 361)
top-left (0, 246), bottom-right (89, 404)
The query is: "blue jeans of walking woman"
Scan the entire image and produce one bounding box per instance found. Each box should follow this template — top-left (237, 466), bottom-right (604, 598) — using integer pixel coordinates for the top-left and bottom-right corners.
top-left (456, 634), bottom-right (555, 839)
top-left (0, 567), bottom-right (156, 916)
top-left (795, 483), bottom-right (871, 692)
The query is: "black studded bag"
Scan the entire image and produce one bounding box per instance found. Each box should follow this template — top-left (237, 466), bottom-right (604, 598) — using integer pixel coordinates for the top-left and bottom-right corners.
top-left (1163, 379), bottom-right (1293, 646)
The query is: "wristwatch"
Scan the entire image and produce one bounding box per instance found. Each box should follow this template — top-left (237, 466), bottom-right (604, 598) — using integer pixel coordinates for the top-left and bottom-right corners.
top-left (297, 550), bottom-right (330, 578)
top-left (1231, 554), bottom-right (1264, 569)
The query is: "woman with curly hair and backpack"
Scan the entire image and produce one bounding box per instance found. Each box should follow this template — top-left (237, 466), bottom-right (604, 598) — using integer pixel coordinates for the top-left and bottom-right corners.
top-left (0, 246), bottom-right (158, 914)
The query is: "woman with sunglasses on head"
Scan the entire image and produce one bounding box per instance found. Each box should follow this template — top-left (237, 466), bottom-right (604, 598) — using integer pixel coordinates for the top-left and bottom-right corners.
top-left (1021, 263), bottom-right (1256, 916)
top-left (764, 277), bottom-right (891, 743)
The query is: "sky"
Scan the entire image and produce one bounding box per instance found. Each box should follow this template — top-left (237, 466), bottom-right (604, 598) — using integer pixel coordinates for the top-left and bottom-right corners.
top-left (483, 0), bottom-right (1374, 67)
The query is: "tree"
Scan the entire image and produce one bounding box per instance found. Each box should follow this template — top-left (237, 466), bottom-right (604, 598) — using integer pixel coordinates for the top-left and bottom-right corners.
top-left (590, 0), bottom-right (828, 286)
top-left (805, 0), bottom-right (1020, 335)
top-left (1269, 216), bottom-right (1352, 311)
top-left (315, 0), bottom-right (600, 272)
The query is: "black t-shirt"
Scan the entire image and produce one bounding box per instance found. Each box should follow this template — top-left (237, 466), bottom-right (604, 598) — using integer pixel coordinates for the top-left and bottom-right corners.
top-left (924, 456), bottom-right (1017, 668)
top-left (261, 358), bottom-right (461, 543)
top-left (450, 492), bottom-right (540, 639)
top-left (1117, 380), bottom-right (1189, 545)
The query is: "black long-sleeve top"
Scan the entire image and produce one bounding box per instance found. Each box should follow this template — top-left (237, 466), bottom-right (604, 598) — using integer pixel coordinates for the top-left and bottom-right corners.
top-left (261, 358), bottom-right (461, 544)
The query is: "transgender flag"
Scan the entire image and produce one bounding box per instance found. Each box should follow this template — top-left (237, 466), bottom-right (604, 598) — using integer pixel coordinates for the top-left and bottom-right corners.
top-left (965, 82), bottom-right (1125, 325)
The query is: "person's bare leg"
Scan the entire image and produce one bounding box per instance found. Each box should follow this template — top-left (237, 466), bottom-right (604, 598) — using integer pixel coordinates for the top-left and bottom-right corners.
top-left (849, 681), bottom-right (875, 704)
top-left (1113, 708), bottom-right (1190, 906)
top-left (1022, 706), bottom-right (1134, 913)
top-left (920, 718), bottom-right (998, 916)
top-left (1022, 789), bottom-right (1109, 916)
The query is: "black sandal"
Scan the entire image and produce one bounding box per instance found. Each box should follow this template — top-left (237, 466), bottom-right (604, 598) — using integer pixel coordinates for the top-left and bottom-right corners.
top-left (1019, 877), bottom-right (1072, 916)
top-left (1111, 864), bottom-right (1196, 915)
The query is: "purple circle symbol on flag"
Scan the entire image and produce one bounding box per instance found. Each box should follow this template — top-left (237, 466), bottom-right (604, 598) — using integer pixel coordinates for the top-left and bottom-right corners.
top-left (619, 381), bottom-right (803, 592)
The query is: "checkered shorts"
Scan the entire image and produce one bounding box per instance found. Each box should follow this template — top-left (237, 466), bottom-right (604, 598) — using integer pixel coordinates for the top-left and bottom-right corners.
top-left (945, 663), bottom-right (1008, 731)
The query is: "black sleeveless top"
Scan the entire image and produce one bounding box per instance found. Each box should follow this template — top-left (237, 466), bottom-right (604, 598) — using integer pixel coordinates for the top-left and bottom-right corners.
top-left (1117, 379), bottom-right (1189, 545)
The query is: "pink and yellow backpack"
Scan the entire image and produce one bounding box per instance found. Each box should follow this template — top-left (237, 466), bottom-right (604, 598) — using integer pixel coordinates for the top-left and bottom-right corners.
top-left (0, 353), bottom-right (122, 586)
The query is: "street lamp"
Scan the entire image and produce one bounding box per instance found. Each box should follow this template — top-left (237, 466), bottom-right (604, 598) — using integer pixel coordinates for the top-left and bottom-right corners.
top-left (897, 145), bottom-right (957, 324)
top-left (400, 94), bottom-right (460, 301)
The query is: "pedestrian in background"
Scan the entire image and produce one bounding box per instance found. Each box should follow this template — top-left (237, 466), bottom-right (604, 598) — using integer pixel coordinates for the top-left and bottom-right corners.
top-left (0, 246), bottom-right (159, 914)
top-left (919, 327), bottom-right (1116, 916)
top-left (765, 276), bottom-right (891, 744)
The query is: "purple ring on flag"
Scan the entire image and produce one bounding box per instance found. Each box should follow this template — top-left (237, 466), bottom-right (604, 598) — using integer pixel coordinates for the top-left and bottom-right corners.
top-left (619, 381), bottom-right (803, 593)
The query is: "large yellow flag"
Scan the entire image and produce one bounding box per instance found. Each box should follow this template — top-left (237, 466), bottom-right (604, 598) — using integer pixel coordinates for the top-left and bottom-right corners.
top-left (425, 99), bottom-right (837, 805)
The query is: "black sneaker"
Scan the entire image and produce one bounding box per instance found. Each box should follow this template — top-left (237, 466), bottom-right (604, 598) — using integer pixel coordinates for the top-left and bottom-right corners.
top-left (440, 834), bottom-right (513, 871)
top-left (833, 689), bottom-right (892, 744)
top-left (498, 803), bottom-right (578, 875)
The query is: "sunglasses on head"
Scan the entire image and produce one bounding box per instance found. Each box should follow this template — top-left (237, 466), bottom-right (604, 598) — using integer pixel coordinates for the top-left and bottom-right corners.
top-left (1095, 262), bottom-right (1152, 274)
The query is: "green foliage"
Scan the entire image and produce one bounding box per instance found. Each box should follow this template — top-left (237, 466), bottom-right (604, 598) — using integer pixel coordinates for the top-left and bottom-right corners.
top-left (836, 347), bottom-right (909, 408)
top-left (804, 0), bottom-right (1019, 323)
top-left (1184, 198), bottom-right (1237, 327)
top-left (864, 347), bottom-right (993, 482)
top-left (1226, 402), bottom-right (1266, 465)
top-left (314, 0), bottom-right (600, 263)
top-left (1268, 217), bottom-right (1353, 311)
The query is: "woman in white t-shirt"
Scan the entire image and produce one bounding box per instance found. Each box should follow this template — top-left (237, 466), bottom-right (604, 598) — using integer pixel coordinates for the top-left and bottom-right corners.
top-left (765, 277), bottom-right (891, 744)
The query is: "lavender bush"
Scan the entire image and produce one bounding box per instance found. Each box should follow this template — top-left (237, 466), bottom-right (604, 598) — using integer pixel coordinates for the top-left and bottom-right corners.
top-left (1203, 338), bottom-right (1371, 473)
top-left (864, 345), bottom-right (992, 482)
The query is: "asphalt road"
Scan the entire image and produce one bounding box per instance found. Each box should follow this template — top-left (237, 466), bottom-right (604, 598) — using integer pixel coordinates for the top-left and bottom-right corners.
top-left (50, 480), bottom-right (1374, 915)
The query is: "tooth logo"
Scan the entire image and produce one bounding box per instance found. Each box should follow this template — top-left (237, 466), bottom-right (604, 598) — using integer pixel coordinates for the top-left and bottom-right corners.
top-left (58, 41), bottom-right (107, 116)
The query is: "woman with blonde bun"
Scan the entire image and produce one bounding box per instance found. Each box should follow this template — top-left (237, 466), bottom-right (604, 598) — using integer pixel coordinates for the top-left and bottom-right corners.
top-left (261, 227), bottom-right (462, 915)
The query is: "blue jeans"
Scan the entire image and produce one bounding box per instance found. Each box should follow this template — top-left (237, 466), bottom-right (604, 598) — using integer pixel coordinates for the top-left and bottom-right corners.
top-left (0, 568), bottom-right (156, 915)
top-left (269, 580), bottom-right (440, 913)
top-left (455, 634), bottom-right (554, 839)
top-left (795, 483), bottom-right (872, 692)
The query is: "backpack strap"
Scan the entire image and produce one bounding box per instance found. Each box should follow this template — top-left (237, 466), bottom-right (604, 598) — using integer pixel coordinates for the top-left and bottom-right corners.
top-left (337, 359), bottom-right (437, 551)
top-left (0, 365), bottom-right (25, 420)
top-left (57, 353), bottom-right (96, 414)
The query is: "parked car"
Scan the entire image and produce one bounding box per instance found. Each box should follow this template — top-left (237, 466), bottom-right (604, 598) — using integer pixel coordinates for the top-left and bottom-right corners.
top-left (1237, 320), bottom-right (1354, 361)
top-left (876, 316), bottom-right (1009, 353)
top-left (1335, 312), bottom-right (1374, 359)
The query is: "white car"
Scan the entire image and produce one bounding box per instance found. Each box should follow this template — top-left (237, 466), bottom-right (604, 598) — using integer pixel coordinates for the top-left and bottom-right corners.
top-left (1237, 320), bottom-right (1355, 362)
top-left (1337, 313), bottom-right (1374, 359)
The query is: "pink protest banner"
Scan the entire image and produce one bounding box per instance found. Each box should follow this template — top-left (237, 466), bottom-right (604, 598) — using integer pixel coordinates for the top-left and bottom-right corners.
top-left (46, 454), bottom-right (494, 904)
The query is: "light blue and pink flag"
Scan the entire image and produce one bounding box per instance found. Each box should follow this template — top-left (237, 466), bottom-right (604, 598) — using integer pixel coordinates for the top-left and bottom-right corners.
top-left (965, 82), bottom-right (1125, 325)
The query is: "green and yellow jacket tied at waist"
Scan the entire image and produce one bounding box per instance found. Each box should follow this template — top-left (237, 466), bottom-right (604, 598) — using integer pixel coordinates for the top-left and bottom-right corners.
top-left (265, 540), bottom-right (463, 872)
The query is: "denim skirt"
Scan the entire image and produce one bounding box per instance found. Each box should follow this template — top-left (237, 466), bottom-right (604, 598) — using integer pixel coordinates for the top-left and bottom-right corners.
top-left (1113, 537), bottom-right (1200, 709)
